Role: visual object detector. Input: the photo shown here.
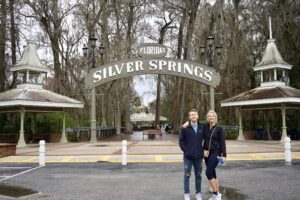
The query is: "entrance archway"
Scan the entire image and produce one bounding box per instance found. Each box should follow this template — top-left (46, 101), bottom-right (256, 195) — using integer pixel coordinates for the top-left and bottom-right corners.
top-left (85, 43), bottom-right (221, 141)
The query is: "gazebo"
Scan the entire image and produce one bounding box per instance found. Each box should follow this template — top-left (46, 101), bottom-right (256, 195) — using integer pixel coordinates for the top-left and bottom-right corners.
top-left (0, 42), bottom-right (83, 147)
top-left (221, 19), bottom-right (300, 142)
top-left (130, 112), bottom-right (167, 122)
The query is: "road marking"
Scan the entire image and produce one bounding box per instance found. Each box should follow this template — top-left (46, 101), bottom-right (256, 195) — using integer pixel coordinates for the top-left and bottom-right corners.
top-left (22, 157), bottom-right (37, 162)
top-left (0, 166), bottom-right (43, 182)
top-left (0, 152), bottom-right (299, 163)
top-left (293, 156), bottom-right (300, 159)
top-left (155, 155), bottom-right (163, 162)
top-left (62, 156), bottom-right (74, 162)
top-left (100, 156), bottom-right (111, 161)
top-left (0, 167), bottom-right (32, 169)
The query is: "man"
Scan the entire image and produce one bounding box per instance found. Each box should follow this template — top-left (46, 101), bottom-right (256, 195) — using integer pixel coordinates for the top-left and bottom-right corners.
top-left (179, 109), bottom-right (204, 200)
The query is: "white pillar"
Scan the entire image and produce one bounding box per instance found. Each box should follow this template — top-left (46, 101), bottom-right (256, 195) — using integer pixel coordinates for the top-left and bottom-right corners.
top-left (281, 104), bottom-right (287, 142)
top-left (26, 71), bottom-right (29, 83)
top-left (274, 69), bottom-right (277, 81)
top-left (260, 71), bottom-right (263, 83)
top-left (17, 107), bottom-right (26, 148)
top-left (210, 86), bottom-right (215, 110)
top-left (122, 140), bottom-right (127, 166)
top-left (60, 110), bottom-right (68, 143)
top-left (90, 87), bottom-right (97, 142)
top-left (237, 107), bottom-right (245, 140)
top-left (39, 140), bottom-right (46, 166)
top-left (284, 136), bottom-right (292, 164)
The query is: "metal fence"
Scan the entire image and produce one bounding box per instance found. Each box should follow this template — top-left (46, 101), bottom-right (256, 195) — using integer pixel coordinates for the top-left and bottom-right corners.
top-left (66, 127), bottom-right (117, 141)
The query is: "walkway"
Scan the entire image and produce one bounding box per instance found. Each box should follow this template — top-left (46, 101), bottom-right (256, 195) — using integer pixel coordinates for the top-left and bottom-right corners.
top-left (0, 131), bottom-right (299, 163)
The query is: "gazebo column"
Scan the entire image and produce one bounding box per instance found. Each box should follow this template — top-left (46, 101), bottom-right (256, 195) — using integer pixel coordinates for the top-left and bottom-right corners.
top-left (26, 71), bottom-right (30, 83)
top-left (60, 109), bottom-right (68, 144)
top-left (281, 104), bottom-right (287, 142)
top-left (237, 107), bottom-right (245, 140)
top-left (17, 107), bottom-right (26, 148)
top-left (274, 69), bottom-right (277, 81)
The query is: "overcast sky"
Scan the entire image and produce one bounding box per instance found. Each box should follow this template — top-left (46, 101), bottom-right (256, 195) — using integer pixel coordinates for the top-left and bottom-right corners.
top-left (133, 75), bottom-right (157, 106)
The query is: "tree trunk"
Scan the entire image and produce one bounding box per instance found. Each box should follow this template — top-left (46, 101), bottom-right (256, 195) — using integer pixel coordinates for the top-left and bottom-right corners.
top-left (0, 1), bottom-right (7, 92)
top-left (113, 0), bottom-right (122, 134)
top-left (51, 37), bottom-right (62, 93)
top-left (179, 0), bottom-right (200, 126)
top-left (155, 15), bottom-right (175, 128)
top-left (124, 1), bottom-right (134, 133)
top-left (172, 5), bottom-right (186, 134)
top-left (9, 0), bottom-right (17, 89)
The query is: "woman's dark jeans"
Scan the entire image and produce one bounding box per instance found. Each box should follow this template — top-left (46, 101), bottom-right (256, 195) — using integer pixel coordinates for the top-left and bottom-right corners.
top-left (204, 151), bottom-right (219, 180)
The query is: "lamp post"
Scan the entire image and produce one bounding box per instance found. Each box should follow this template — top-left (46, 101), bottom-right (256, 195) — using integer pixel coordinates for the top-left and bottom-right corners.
top-left (200, 35), bottom-right (222, 110)
top-left (82, 33), bottom-right (105, 142)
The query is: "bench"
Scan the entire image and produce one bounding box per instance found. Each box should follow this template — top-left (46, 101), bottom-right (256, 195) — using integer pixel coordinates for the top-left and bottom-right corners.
top-left (143, 129), bottom-right (162, 140)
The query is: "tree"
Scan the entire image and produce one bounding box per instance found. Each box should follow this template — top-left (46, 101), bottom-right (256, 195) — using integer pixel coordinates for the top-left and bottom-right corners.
top-left (0, 0), bottom-right (7, 92)
top-left (24, 0), bottom-right (76, 93)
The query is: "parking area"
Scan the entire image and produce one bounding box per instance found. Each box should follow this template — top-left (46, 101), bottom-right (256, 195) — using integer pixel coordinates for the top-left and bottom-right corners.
top-left (0, 164), bottom-right (44, 199)
top-left (0, 140), bottom-right (299, 199)
top-left (0, 164), bottom-right (43, 182)
top-left (0, 161), bottom-right (299, 200)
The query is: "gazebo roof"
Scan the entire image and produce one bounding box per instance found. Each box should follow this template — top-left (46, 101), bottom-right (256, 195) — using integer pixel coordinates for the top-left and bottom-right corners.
top-left (0, 41), bottom-right (84, 112)
top-left (253, 39), bottom-right (292, 71)
top-left (0, 84), bottom-right (83, 111)
top-left (10, 42), bottom-right (49, 73)
top-left (221, 86), bottom-right (300, 109)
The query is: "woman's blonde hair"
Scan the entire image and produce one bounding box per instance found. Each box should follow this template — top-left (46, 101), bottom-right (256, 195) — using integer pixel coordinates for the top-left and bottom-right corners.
top-left (206, 110), bottom-right (218, 123)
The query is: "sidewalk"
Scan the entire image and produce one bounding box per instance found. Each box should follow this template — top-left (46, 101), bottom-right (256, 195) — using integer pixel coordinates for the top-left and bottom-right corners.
top-left (0, 131), bottom-right (299, 163)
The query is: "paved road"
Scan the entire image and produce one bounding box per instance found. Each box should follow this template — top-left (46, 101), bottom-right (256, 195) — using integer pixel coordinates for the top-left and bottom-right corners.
top-left (0, 160), bottom-right (299, 200)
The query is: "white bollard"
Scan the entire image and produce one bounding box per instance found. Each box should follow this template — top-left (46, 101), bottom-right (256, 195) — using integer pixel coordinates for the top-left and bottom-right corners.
top-left (39, 140), bottom-right (46, 166)
top-left (284, 136), bottom-right (292, 164)
top-left (122, 140), bottom-right (127, 166)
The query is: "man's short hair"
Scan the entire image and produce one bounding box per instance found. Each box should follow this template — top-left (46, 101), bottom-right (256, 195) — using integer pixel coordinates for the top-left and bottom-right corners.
top-left (188, 109), bottom-right (198, 114)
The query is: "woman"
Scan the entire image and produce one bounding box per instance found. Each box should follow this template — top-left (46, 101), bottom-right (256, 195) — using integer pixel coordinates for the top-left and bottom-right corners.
top-left (204, 110), bottom-right (226, 200)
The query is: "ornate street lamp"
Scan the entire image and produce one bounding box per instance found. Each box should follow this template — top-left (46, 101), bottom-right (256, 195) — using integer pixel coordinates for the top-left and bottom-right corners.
top-left (200, 35), bottom-right (222, 110)
top-left (82, 33), bottom-right (106, 142)
top-left (99, 43), bottom-right (105, 65)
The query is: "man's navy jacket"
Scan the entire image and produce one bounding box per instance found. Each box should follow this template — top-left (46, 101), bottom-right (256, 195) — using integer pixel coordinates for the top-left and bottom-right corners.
top-left (179, 122), bottom-right (204, 160)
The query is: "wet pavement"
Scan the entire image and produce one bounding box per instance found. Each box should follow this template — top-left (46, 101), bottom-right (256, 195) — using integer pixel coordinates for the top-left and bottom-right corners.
top-left (0, 183), bottom-right (38, 198)
top-left (0, 160), bottom-right (299, 199)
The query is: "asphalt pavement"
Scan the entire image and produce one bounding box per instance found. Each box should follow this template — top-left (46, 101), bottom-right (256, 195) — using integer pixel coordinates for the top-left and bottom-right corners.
top-left (0, 160), bottom-right (299, 200)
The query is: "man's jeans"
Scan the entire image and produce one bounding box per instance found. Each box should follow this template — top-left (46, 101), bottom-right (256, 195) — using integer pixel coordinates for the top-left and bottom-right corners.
top-left (183, 157), bottom-right (203, 194)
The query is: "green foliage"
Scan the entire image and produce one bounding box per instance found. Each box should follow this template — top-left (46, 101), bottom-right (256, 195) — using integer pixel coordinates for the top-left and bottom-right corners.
top-left (225, 129), bottom-right (237, 140)
top-left (0, 112), bottom-right (83, 134)
top-left (67, 132), bottom-right (78, 142)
